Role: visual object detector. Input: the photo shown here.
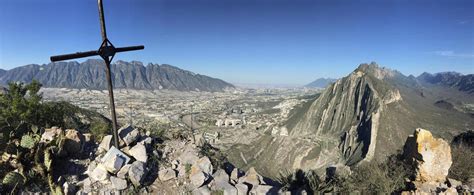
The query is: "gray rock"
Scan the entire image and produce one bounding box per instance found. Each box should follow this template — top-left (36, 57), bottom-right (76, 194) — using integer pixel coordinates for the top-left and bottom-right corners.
top-left (235, 183), bottom-right (249, 195)
top-left (195, 156), bottom-right (213, 176)
top-left (119, 125), bottom-right (140, 146)
top-left (190, 170), bottom-right (207, 188)
top-left (110, 176), bottom-right (128, 190)
top-left (99, 135), bottom-right (113, 152)
top-left (158, 169), bottom-right (177, 181)
top-left (192, 186), bottom-right (211, 195)
top-left (101, 146), bottom-right (130, 173)
top-left (129, 161), bottom-right (147, 186)
top-left (252, 185), bottom-right (279, 195)
top-left (239, 167), bottom-right (265, 187)
top-left (213, 169), bottom-right (230, 183)
top-left (90, 164), bottom-right (109, 182)
top-left (212, 181), bottom-right (237, 195)
top-left (129, 143), bottom-right (148, 163)
top-left (117, 164), bottom-right (131, 179)
top-left (230, 168), bottom-right (242, 185)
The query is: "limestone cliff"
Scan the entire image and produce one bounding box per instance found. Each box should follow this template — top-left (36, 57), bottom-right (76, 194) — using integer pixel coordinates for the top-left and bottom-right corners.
top-left (227, 62), bottom-right (473, 178)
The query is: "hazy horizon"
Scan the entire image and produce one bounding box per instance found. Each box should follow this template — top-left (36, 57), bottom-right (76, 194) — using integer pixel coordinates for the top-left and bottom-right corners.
top-left (1, 0), bottom-right (473, 85)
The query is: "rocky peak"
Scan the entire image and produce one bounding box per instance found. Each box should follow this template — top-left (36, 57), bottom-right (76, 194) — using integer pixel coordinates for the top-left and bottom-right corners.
top-left (354, 62), bottom-right (397, 80)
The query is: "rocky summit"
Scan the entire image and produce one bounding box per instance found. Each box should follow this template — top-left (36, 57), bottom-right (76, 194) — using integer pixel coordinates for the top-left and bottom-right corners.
top-left (226, 62), bottom-right (474, 178)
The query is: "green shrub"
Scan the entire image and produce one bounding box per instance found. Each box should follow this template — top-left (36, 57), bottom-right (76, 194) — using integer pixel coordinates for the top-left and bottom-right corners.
top-left (90, 121), bottom-right (110, 141)
top-left (449, 144), bottom-right (474, 183)
top-left (343, 155), bottom-right (410, 193)
top-left (199, 142), bottom-right (228, 170)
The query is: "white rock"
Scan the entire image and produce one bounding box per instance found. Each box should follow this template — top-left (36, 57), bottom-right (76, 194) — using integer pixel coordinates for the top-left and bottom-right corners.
top-left (90, 164), bottom-right (109, 182)
top-left (117, 164), bottom-right (131, 179)
top-left (235, 183), bottom-right (249, 195)
top-left (129, 143), bottom-right (148, 163)
top-left (158, 169), bottom-right (177, 181)
top-left (189, 170), bottom-right (207, 188)
top-left (118, 125), bottom-right (140, 146)
top-left (110, 176), bottom-right (128, 190)
top-left (99, 135), bottom-right (113, 151)
top-left (192, 186), bottom-right (211, 195)
top-left (196, 156), bottom-right (213, 176)
top-left (101, 146), bottom-right (130, 173)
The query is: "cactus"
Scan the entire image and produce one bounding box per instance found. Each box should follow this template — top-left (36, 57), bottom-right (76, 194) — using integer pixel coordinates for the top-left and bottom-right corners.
top-left (20, 134), bottom-right (39, 149)
top-left (2, 171), bottom-right (24, 189)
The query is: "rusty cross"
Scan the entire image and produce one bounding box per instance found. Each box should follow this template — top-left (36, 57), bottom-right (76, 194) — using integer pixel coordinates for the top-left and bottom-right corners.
top-left (50, 0), bottom-right (144, 148)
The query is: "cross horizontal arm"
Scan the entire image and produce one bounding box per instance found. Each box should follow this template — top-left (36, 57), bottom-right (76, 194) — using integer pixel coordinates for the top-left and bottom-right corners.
top-left (115, 45), bottom-right (145, 53)
top-left (50, 50), bottom-right (99, 62)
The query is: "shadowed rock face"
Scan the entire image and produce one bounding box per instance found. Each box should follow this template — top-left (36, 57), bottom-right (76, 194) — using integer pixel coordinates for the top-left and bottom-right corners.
top-left (288, 63), bottom-right (400, 165)
top-left (0, 59), bottom-right (234, 92)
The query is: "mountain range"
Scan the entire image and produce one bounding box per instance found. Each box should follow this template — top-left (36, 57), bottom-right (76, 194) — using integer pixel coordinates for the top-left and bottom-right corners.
top-left (228, 62), bottom-right (474, 177)
top-left (0, 59), bottom-right (234, 92)
top-left (305, 78), bottom-right (337, 88)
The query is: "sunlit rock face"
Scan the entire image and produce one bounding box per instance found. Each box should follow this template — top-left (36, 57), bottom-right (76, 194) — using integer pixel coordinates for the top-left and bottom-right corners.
top-left (403, 128), bottom-right (452, 182)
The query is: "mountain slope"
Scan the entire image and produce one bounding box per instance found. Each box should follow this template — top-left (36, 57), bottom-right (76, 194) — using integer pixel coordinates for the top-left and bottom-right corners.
top-left (417, 72), bottom-right (474, 94)
top-left (305, 78), bottom-right (337, 88)
top-left (227, 62), bottom-right (474, 177)
top-left (0, 59), bottom-right (234, 92)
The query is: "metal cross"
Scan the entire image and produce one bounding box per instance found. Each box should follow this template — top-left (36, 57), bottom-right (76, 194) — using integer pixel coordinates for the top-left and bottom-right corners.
top-left (50, 0), bottom-right (144, 148)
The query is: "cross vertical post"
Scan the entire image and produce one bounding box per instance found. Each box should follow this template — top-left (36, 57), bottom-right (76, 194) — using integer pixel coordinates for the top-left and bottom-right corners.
top-left (50, 0), bottom-right (144, 149)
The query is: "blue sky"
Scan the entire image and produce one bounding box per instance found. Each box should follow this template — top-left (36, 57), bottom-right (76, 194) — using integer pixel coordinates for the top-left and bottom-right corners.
top-left (0, 0), bottom-right (473, 85)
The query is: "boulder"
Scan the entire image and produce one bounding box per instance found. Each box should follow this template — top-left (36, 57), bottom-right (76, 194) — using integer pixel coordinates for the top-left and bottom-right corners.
top-left (192, 186), bottom-right (211, 195)
top-left (118, 124), bottom-right (140, 146)
top-left (213, 169), bottom-right (230, 183)
top-left (90, 164), bottom-right (109, 182)
top-left (64, 129), bottom-right (84, 154)
top-left (99, 135), bottom-right (113, 152)
top-left (252, 185), bottom-right (279, 195)
top-left (239, 167), bottom-right (265, 187)
top-left (403, 128), bottom-right (452, 182)
top-left (117, 164), bottom-right (131, 179)
top-left (158, 169), bottom-right (177, 181)
top-left (129, 143), bottom-right (148, 163)
top-left (195, 156), bottom-right (213, 176)
top-left (101, 146), bottom-right (130, 173)
top-left (129, 161), bottom-right (147, 186)
top-left (189, 168), bottom-right (208, 188)
top-left (110, 176), bottom-right (128, 190)
top-left (230, 168), bottom-right (243, 185)
top-left (235, 183), bottom-right (249, 195)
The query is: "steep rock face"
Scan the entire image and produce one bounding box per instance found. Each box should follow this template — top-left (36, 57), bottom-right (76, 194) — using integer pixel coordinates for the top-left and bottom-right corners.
top-left (289, 63), bottom-right (401, 165)
top-left (227, 62), bottom-right (473, 178)
top-left (0, 59), bottom-right (234, 92)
